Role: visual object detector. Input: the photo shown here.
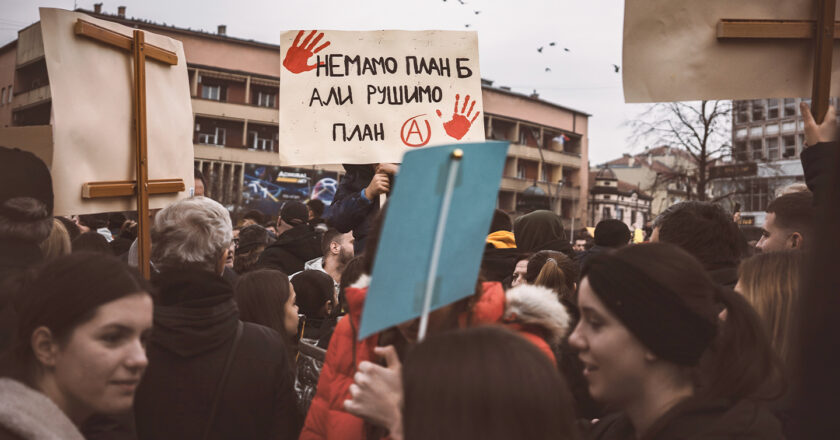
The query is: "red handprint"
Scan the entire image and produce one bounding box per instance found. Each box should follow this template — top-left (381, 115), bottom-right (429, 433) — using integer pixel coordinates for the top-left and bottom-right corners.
top-left (436, 94), bottom-right (480, 140)
top-left (283, 30), bottom-right (330, 74)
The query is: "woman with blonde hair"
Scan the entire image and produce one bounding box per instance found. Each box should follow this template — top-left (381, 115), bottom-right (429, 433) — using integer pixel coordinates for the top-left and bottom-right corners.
top-left (39, 218), bottom-right (71, 260)
top-left (736, 250), bottom-right (802, 367)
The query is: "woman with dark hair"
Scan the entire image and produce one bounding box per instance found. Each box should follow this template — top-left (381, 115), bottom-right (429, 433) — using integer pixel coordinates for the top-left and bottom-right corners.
top-left (0, 253), bottom-right (152, 439)
top-left (233, 269), bottom-right (299, 355)
top-left (570, 243), bottom-right (784, 439)
top-left (525, 250), bottom-right (579, 303)
top-left (403, 326), bottom-right (582, 440)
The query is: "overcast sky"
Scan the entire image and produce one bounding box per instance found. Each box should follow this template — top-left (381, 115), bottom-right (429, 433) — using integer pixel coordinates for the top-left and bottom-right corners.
top-left (3, 0), bottom-right (654, 164)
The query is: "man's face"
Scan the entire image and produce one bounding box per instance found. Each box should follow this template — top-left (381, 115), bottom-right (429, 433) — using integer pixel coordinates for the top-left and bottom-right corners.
top-left (511, 259), bottom-right (528, 287)
top-left (756, 212), bottom-right (801, 252)
top-left (574, 239), bottom-right (587, 252)
top-left (194, 178), bottom-right (205, 197)
top-left (337, 232), bottom-right (355, 264)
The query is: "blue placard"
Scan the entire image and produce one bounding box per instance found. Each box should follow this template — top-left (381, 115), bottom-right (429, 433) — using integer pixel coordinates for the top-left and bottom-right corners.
top-left (358, 141), bottom-right (509, 339)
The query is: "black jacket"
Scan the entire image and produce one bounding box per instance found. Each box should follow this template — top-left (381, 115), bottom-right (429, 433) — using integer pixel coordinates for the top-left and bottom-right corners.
top-left (801, 141), bottom-right (838, 206)
top-left (134, 268), bottom-right (299, 440)
top-left (590, 398), bottom-right (783, 440)
top-left (0, 239), bottom-right (42, 354)
top-left (257, 224), bottom-right (321, 275)
top-left (325, 164), bottom-right (378, 254)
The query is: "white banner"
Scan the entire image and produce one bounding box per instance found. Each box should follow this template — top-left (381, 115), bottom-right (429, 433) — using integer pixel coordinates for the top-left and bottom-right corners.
top-left (279, 30), bottom-right (484, 165)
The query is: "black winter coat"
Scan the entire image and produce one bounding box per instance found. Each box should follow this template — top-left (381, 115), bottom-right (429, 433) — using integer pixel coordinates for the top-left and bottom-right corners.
top-left (257, 224), bottom-right (321, 276)
top-left (0, 239), bottom-right (42, 354)
top-left (134, 268), bottom-right (300, 440)
top-left (590, 398), bottom-right (783, 440)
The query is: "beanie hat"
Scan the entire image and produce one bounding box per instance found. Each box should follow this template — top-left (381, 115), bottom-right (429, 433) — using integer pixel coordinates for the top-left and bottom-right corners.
top-left (280, 201), bottom-right (308, 226)
top-left (0, 146), bottom-right (53, 219)
top-left (290, 269), bottom-right (335, 317)
top-left (582, 245), bottom-right (717, 366)
top-left (594, 219), bottom-right (631, 247)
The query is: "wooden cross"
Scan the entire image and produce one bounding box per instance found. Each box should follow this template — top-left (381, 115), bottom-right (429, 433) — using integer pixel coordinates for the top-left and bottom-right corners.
top-left (74, 19), bottom-right (186, 278)
top-left (717, 0), bottom-right (837, 122)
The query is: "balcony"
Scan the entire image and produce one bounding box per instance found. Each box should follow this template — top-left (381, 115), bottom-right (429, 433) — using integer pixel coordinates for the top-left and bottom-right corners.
top-left (194, 143), bottom-right (283, 167)
top-left (192, 98), bottom-right (278, 125)
top-left (11, 85), bottom-right (50, 111)
top-left (507, 143), bottom-right (582, 168)
top-left (499, 177), bottom-right (581, 199)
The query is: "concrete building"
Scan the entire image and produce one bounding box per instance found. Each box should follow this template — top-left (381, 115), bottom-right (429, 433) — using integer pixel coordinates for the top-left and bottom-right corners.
top-left (0, 6), bottom-right (589, 226)
top-left (587, 167), bottom-right (652, 230)
top-left (720, 98), bottom-right (839, 227)
top-left (594, 146), bottom-right (695, 217)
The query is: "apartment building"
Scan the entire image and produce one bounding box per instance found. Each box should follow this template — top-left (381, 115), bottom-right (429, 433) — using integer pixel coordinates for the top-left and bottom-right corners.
top-left (0, 6), bottom-right (589, 226)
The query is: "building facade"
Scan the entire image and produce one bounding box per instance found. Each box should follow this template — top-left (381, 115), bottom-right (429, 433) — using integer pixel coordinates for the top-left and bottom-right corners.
top-left (721, 97), bottom-right (839, 226)
top-left (587, 167), bottom-right (652, 230)
top-left (0, 6), bottom-right (589, 226)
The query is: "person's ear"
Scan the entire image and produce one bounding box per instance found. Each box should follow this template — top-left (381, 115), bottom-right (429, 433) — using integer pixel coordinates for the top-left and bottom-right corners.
top-left (330, 241), bottom-right (340, 256)
top-left (789, 232), bottom-right (803, 249)
top-left (31, 327), bottom-right (59, 367)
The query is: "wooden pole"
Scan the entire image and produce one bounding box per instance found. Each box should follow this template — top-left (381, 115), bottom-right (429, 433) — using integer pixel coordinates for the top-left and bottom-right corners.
top-left (133, 30), bottom-right (151, 279)
top-left (811, 0), bottom-right (836, 123)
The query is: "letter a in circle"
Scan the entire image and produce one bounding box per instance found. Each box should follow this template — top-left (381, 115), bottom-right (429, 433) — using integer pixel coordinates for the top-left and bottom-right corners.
top-left (400, 114), bottom-right (432, 147)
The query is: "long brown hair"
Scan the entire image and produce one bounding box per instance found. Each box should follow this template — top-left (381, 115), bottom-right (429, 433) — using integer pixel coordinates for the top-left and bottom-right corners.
top-left (233, 269), bottom-right (297, 358)
top-left (737, 250), bottom-right (802, 368)
top-left (402, 326), bottom-right (582, 440)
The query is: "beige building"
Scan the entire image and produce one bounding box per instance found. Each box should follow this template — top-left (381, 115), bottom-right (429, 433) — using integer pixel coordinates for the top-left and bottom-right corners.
top-left (587, 167), bottom-right (652, 229)
top-left (595, 146), bottom-right (695, 217)
top-left (1, 5), bottom-right (589, 226)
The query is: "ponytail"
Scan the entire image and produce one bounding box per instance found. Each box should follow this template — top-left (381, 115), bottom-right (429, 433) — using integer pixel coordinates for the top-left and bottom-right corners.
top-left (698, 287), bottom-right (785, 401)
top-left (534, 258), bottom-right (569, 300)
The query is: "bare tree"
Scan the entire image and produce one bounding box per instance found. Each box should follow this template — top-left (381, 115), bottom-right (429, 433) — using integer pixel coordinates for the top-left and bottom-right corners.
top-left (628, 100), bottom-right (732, 201)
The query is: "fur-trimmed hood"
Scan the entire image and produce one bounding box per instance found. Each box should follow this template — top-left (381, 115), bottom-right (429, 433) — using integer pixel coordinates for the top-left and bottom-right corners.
top-left (503, 284), bottom-right (571, 346)
top-left (0, 378), bottom-right (84, 440)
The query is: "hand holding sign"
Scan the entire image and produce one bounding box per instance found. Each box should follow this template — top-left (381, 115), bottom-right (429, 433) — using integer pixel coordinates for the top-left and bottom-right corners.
top-left (344, 346), bottom-right (404, 436)
top-left (436, 94), bottom-right (480, 140)
top-left (283, 30), bottom-right (330, 74)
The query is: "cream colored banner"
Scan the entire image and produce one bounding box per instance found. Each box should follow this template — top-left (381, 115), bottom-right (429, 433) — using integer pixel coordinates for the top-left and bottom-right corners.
top-left (623, 0), bottom-right (840, 103)
top-left (38, 8), bottom-right (194, 215)
top-left (279, 30), bottom-right (484, 165)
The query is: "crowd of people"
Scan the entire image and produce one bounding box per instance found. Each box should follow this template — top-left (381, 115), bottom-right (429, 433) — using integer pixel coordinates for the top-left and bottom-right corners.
top-left (0, 102), bottom-right (836, 439)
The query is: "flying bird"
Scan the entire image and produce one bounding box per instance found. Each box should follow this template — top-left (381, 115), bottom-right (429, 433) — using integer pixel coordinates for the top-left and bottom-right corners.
top-left (549, 42), bottom-right (556, 46)
top-left (465, 24), bottom-right (471, 28)
top-left (537, 47), bottom-right (544, 53)
top-left (613, 64), bottom-right (620, 73)
top-left (564, 48), bottom-right (570, 52)
top-left (545, 67), bottom-right (551, 72)
top-left (457, 0), bottom-right (466, 4)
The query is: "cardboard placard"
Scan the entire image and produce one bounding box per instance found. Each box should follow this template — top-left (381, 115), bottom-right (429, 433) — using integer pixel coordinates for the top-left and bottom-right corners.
top-left (279, 30), bottom-right (485, 165)
top-left (623, 0), bottom-right (840, 103)
top-left (33, 8), bottom-right (194, 215)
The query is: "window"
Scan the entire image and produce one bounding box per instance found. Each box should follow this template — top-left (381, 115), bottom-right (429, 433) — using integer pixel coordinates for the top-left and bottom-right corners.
top-left (516, 162), bottom-right (525, 179)
top-left (767, 138), bottom-right (779, 160)
top-left (198, 127), bottom-right (226, 145)
top-left (783, 98), bottom-right (796, 117)
top-left (798, 133), bottom-right (806, 152)
top-left (0, 88), bottom-right (4, 106)
top-left (616, 208), bottom-right (624, 221)
top-left (602, 207), bottom-right (611, 220)
top-left (6, 85), bottom-right (11, 104)
top-left (202, 85), bottom-right (221, 101)
top-left (734, 141), bottom-right (747, 161)
top-left (767, 99), bottom-right (779, 119)
top-left (249, 131), bottom-right (275, 151)
top-left (751, 99), bottom-right (765, 121)
top-left (256, 91), bottom-right (276, 107)
top-left (783, 135), bottom-right (796, 157)
top-left (750, 139), bottom-right (763, 160)
top-left (735, 101), bottom-right (749, 124)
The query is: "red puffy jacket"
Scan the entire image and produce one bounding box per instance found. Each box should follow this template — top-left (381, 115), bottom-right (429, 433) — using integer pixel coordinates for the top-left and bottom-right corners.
top-left (299, 278), bottom-right (566, 440)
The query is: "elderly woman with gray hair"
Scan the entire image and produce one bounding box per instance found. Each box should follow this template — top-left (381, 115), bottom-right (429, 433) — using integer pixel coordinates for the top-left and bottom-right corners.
top-left (133, 197), bottom-right (301, 440)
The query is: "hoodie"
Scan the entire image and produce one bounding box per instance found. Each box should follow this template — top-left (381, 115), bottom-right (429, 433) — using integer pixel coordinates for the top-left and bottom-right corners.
top-left (257, 223), bottom-right (321, 275)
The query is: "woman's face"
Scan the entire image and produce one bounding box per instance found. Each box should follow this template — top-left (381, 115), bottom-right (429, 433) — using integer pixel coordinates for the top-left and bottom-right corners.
top-left (49, 293), bottom-right (153, 420)
top-left (511, 259), bottom-right (529, 287)
top-left (285, 284), bottom-right (300, 337)
top-left (568, 278), bottom-right (650, 406)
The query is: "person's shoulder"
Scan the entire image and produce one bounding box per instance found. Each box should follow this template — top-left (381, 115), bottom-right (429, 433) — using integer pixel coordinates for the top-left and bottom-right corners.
top-left (654, 398), bottom-right (783, 439)
top-left (237, 322), bottom-right (289, 361)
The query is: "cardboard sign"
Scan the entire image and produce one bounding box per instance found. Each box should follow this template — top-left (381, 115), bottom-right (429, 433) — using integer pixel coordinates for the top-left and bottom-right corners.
top-left (623, 0), bottom-right (840, 103)
top-left (358, 141), bottom-right (509, 339)
top-left (26, 8), bottom-right (195, 215)
top-left (279, 30), bottom-right (485, 165)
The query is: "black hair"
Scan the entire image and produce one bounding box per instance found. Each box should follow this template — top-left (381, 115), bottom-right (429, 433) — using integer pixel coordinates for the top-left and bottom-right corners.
top-left (194, 168), bottom-right (206, 188)
top-left (233, 269), bottom-right (296, 357)
top-left (291, 270), bottom-right (335, 318)
top-left (594, 219), bottom-right (631, 248)
top-left (242, 209), bottom-right (266, 225)
top-left (307, 199), bottom-right (325, 218)
top-left (72, 231), bottom-right (111, 254)
top-left (321, 227), bottom-right (343, 258)
top-left (56, 216), bottom-right (81, 241)
top-left (654, 201), bottom-right (742, 270)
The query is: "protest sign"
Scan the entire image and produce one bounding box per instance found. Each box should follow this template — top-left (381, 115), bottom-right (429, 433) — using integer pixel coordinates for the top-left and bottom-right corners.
top-left (623, 0), bottom-right (840, 103)
top-left (358, 141), bottom-right (509, 340)
top-left (279, 30), bottom-right (485, 165)
top-left (3, 8), bottom-right (195, 216)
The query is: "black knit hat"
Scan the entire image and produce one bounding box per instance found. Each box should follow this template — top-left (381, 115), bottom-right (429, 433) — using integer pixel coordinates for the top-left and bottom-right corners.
top-left (0, 146), bottom-right (53, 219)
top-left (594, 219), bottom-right (631, 247)
top-left (280, 201), bottom-right (308, 226)
top-left (582, 243), bottom-right (718, 366)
